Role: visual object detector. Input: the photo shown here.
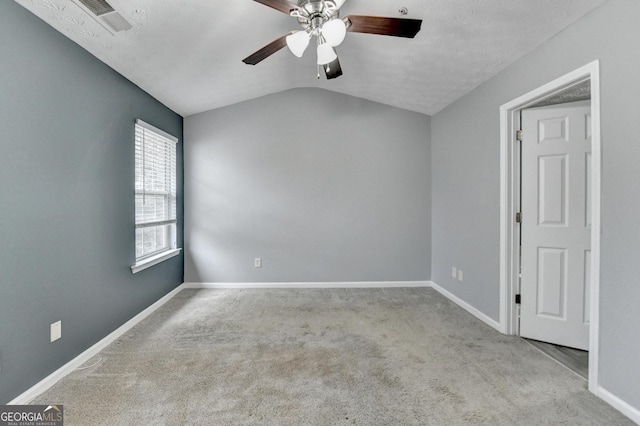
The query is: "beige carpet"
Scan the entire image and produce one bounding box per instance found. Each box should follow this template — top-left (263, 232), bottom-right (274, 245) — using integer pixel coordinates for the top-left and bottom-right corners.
top-left (33, 288), bottom-right (633, 425)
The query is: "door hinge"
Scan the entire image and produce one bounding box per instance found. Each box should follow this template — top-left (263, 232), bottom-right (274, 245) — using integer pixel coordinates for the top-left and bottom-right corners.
top-left (516, 130), bottom-right (523, 142)
top-left (515, 294), bottom-right (521, 304)
top-left (516, 212), bottom-right (522, 223)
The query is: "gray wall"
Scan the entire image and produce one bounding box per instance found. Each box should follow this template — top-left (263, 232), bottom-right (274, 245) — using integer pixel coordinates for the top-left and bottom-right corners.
top-left (185, 88), bottom-right (431, 283)
top-left (431, 0), bottom-right (640, 412)
top-left (0, 1), bottom-right (183, 403)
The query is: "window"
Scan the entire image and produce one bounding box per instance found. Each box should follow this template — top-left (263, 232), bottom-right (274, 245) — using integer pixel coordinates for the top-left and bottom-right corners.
top-left (131, 119), bottom-right (180, 273)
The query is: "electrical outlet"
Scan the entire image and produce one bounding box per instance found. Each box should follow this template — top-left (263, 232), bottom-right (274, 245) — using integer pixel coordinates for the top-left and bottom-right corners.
top-left (458, 270), bottom-right (464, 282)
top-left (50, 321), bottom-right (62, 342)
top-left (452, 267), bottom-right (457, 278)
top-left (254, 258), bottom-right (262, 268)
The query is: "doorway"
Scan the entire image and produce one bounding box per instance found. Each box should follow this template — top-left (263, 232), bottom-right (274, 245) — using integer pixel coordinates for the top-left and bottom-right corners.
top-left (499, 61), bottom-right (601, 393)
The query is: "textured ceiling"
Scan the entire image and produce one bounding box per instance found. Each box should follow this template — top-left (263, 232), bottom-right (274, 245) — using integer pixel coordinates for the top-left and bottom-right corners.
top-left (15, 0), bottom-right (608, 117)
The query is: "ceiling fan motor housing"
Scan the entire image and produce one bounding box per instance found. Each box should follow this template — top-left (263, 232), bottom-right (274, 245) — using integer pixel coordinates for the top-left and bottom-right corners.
top-left (296, 0), bottom-right (341, 33)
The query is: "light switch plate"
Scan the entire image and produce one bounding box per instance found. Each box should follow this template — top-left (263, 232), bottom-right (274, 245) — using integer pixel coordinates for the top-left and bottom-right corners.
top-left (452, 267), bottom-right (457, 278)
top-left (458, 270), bottom-right (464, 282)
top-left (50, 321), bottom-right (62, 342)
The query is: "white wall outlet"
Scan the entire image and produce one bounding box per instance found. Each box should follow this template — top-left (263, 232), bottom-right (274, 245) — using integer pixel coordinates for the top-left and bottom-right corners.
top-left (254, 258), bottom-right (262, 268)
top-left (458, 270), bottom-right (464, 282)
top-left (50, 321), bottom-right (62, 342)
top-left (452, 267), bottom-right (457, 278)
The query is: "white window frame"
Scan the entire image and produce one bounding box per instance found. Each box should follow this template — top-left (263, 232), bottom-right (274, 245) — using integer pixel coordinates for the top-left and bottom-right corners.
top-left (131, 119), bottom-right (181, 274)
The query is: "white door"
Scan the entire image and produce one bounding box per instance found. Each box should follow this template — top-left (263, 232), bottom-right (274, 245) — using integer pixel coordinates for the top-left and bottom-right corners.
top-left (520, 100), bottom-right (591, 350)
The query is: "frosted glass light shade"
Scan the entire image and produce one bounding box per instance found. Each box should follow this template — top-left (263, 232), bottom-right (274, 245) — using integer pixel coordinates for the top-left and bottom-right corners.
top-left (322, 19), bottom-right (347, 47)
top-left (317, 44), bottom-right (337, 65)
top-left (286, 31), bottom-right (311, 57)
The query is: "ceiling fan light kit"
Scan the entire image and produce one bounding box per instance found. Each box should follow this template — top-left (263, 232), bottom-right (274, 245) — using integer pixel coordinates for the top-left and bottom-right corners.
top-left (317, 42), bottom-right (337, 65)
top-left (286, 30), bottom-right (312, 57)
top-left (321, 18), bottom-right (347, 47)
top-left (244, 0), bottom-right (423, 79)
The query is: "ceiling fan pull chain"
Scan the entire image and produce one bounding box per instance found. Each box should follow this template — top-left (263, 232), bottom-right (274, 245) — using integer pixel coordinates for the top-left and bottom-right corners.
top-left (316, 35), bottom-right (321, 79)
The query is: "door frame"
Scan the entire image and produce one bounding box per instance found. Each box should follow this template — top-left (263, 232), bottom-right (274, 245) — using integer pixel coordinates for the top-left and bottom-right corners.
top-left (499, 61), bottom-right (601, 393)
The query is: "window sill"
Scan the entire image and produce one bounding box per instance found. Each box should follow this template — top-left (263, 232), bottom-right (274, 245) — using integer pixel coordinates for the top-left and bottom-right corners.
top-left (131, 248), bottom-right (182, 274)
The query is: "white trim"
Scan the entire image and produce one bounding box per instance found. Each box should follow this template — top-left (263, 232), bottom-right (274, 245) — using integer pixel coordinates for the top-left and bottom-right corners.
top-left (499, 100), bottom-right (521, 335)
top-left (430, 281), bottom-right (502, 332)
top-left (12, 278), bottom-right (637, 423)
top-left (499, 61), bottom-right (602, 394)
top-left (183, 281), bottom-right (432, 289)
top-left (187, 281), bottom-right (503, 334)
top-left (588, 67), bottom-right (602, 396)
top-left (595, 386), bottom-right (640, 425)
top-left (131, 248), bottom-right (182, 274)
top-left (9, 284), bottom-right (186, 405)
top-left (135, 119), bottom-right (178, 143)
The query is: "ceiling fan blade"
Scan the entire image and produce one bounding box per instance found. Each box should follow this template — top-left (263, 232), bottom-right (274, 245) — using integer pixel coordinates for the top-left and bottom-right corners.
top-left (323, 56), bottom-right (343, 80)
top-left (344, 15), bottom-right (422, 38)
top-left (243, 32), bottom-right (294, 65)
top-left (253, 0), bottom-right (299, 15)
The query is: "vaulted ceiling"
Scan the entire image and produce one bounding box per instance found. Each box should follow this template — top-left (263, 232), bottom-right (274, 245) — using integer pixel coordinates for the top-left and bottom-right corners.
top-left (15, 0), bottom-right (608, 117)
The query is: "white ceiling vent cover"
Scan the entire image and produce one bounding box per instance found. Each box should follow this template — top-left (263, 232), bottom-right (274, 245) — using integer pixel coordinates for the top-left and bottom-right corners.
top-left (72, 0), bottom-right (132, 34)
top-left (77, 0), bottom-right (114, 16)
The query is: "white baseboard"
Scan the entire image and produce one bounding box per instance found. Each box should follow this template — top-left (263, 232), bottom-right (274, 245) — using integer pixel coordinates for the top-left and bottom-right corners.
top-left (9, 283), bottom-right (186, 405)
top-left (10, 280), bottom-right (638, 425)
top-left (596, 386), bottom-right (640, 424)
top-left (429, 281), bottom-right (502, 332)
top-left (183, 281), bottom-right (432, 289)
top-left (430, 284), bottom-right (639, 423)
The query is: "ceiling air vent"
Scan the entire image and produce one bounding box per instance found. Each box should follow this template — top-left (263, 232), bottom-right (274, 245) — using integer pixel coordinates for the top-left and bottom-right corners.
top-left (72, 0), bottom-right (132, 34)
top-left (77, 0), bottom-right (114, 16)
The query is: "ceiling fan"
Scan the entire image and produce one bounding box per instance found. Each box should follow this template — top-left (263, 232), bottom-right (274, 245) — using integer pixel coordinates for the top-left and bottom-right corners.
top-left (243, 0), bottom-right (422, 80)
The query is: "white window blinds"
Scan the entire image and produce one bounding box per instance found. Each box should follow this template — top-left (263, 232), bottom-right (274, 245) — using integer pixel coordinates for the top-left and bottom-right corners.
top-left (134, 119), bottom-right (178, 261)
